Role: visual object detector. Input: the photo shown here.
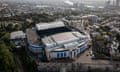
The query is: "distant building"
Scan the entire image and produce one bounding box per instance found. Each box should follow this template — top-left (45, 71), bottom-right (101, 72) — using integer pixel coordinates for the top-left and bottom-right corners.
top-left (111, 40), bottom-right (119, 55)
top-left (90, 32), bottom-right (100, 38)
top-left (63, 15), bottom-right (98, 32)
top-left (26, 21), bottom-right (90, 61)
top-left (92, 33), bottom-right (120, 59)
top-left (116, 0), bottom-right (120, 7)
top-left (111, 28), bottom-right (120, 35)
top-left (64, 15), bottom-right (98, 23)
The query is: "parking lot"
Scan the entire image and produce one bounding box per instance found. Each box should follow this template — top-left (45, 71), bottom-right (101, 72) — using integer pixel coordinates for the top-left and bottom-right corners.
top-left (75, 48), bottom-right (112, 64)
top-left (75, 48), bottom-right (120, 65)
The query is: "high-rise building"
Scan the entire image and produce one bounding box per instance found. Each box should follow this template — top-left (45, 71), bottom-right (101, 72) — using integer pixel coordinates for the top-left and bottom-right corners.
top-left (116, 0), bottom-right (120, 7)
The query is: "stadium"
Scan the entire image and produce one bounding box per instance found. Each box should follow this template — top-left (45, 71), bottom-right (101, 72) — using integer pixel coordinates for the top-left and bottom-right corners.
top-left (26, 21), bottom-right (90, 61)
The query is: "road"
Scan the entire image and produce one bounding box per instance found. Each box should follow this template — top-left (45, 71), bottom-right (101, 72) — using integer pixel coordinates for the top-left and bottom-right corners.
top-left (14, 53), bottom-right (24, 72)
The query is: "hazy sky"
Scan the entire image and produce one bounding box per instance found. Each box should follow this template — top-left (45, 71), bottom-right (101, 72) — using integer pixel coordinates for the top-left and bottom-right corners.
top-left (1, 0), bottom-right (114, 5)
top-left (1, 0), bottom-right (110, 2)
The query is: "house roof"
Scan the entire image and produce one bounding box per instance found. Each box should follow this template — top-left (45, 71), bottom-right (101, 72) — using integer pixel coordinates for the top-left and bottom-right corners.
top-left (10, 31), bottom-right (25, 39)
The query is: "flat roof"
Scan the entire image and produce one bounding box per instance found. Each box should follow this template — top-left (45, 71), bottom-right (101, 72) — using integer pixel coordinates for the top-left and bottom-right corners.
top-left (51, 48), bottom-right (69, 52)
top-left (81, 15), bottom-right (98, 18)
top-left (42, 36), bottom-right (56, 47)
top-left (52, 32), bottom-right (78, 44)
top-left (10, 31), bottom-right (25, 39)
top-left (36, 21), bottom-right (65, 31)
top-left (26, 28), bottom-right (41, 46)
top-left (72, 31), bottom-right (86, 38)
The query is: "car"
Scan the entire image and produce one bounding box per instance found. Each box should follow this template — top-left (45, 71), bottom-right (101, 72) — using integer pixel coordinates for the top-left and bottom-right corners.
top-left (16, 45), bottom-right (21, 48)
top-left (91, 54), bottom-right (95, 59)
top-left (89, 51), bottom-right (93, 56)
top-left (86, 54), bottom-right (89, 56)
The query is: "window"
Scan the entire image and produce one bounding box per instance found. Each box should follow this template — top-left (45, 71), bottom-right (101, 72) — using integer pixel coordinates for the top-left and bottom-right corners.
top-left (57, 53), bottom-right (59, 58)
top-left (74, 51), bottom-right (76, 56)
top-left (61, 53), bottom-right (63, 57)
top-left (64, 52), bottom-right (66, 57)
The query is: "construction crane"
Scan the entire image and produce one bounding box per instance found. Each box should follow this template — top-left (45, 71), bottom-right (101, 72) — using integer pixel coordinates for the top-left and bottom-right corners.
top-left (106, 0), bottom-right (111, 6)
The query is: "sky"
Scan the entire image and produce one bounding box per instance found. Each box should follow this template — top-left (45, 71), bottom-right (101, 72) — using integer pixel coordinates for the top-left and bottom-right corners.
top-left (0, 0), bottom-right (115, 5)
top-left (1, 0), bottom-right (110, 2)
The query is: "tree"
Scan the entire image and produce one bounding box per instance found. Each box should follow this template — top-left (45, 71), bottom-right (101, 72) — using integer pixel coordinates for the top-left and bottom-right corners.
top-left (10, 41), bottom-right (16, 52)
top-left (1, 32), bottom-right (10, 44)
top-left (87, 66), bottom-right (92, 72)
top-left (103, 26), bottom-right (111, 32)
top-left (0, 42), bottom-right (20, 72)
top-left (18, 46), bottom-right (38, 72)
top-left (13, 24), bottom-right (22, 31)
top-left (5, 24), bottom-right (13, 32)
top-left (104, 67), bottom-right (110, 72)
top-left (116, 34), bottom-right (120, 41)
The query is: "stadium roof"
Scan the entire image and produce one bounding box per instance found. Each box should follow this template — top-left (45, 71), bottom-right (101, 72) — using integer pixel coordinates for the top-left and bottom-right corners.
top-left (42, 31), bottom-right (87, 47)
top-left (36, 21), bottom-right (65, 31)
top-left (37, 26), bottom-right (71, 37)
top-left (26, 29), bottom-right (41, 46)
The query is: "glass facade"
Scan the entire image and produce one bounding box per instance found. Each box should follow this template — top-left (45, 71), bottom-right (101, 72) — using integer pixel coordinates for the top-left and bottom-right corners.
top-left (50, 43), bottom-right (88, 59)
top-left (56, 52), bottom-right (67, 58)
top-left (57, 53), bottom-right (60, 58)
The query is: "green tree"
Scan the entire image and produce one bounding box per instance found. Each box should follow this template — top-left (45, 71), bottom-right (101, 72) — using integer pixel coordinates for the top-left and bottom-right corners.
top-left (116, 34), bottom-right (120, 41)
top-left (5, 24), bottom-right (13, 32)
top-left (0, 42), bottom-right (20, 72)
top-left (19, 46), bottom-right (38, 72)
top-left (10, 42), bottom-right (16, 52)
top-left (1, 32), bottom-right (10, 44)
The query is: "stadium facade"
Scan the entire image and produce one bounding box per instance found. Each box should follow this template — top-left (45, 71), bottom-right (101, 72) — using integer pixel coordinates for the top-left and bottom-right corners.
top-left (26, 21), bottom-right (90, 61)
